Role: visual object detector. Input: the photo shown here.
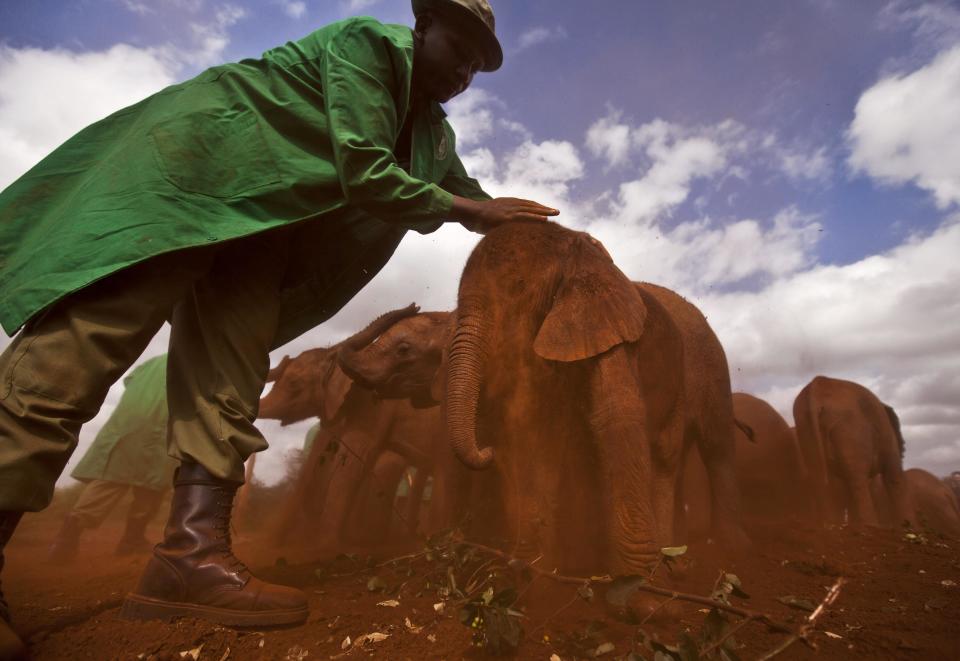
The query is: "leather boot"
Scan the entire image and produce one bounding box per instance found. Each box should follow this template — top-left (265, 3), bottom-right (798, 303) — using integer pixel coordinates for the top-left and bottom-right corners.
top-left (1, 511), bottom-right (27, 661)
top-left (120, 463), bottom-right (307, 626)
top-left (47, 513), bottom-right (83, 563)
top-left (114, 514), bottom-right (153, 556)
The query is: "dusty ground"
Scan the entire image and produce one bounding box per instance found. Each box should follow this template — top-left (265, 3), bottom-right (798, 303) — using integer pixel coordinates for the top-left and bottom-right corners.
top-left (5, 489), bottom-right (960, 660)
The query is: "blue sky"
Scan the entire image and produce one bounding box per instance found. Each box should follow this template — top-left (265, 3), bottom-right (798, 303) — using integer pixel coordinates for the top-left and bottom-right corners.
top-left (2, 0), bottom-right (959, 483)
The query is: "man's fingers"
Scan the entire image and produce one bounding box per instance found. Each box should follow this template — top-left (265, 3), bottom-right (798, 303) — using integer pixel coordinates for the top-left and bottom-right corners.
top-left (514, 200), bottom-right (559, 215)
top-left (498, 197), bottom-right (560, 216)
top-left (513, 212), bottom-right (553, 223)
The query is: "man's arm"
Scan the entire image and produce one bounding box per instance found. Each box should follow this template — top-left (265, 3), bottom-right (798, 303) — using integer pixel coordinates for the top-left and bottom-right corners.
top-left (321, 21), bottom-right (557, 229)
top-left (321, 22), bottom-right (453, 225)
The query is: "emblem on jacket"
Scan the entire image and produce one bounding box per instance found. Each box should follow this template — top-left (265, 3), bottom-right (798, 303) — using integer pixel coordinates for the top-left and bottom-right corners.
top-left (436, 131), bottom-right (448, 160)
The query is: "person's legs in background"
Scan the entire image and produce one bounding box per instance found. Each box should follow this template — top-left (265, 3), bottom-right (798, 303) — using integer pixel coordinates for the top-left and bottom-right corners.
top-left (115, 485), bottom-right (168, 556)
top-left (48, 479), bottom-right (129, 562)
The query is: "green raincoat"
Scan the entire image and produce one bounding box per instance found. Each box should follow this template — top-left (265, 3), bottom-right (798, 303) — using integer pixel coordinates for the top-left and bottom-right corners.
top-left (0, 17), bottom-right (489, 347)
top-left (71, 355), bottom-right (176, 491)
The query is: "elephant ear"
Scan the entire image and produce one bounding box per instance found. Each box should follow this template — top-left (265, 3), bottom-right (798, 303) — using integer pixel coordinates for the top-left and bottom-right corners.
top-left (320, 363), bottom-right (354, 422)
top-left (533, 239), bottom-right (647, 362)
top-left (427, 347), bottom-right (449, 405)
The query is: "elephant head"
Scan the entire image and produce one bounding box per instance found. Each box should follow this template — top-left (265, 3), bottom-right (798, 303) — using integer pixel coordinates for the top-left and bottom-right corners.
top-left (259, 348), bottom-right (345, 425)
top-left (259, 305), bottom-right (425, 425)
top-left (445, 222), bottom-right (647, 470)
top-left (337, 307), bottom-right (453, 406)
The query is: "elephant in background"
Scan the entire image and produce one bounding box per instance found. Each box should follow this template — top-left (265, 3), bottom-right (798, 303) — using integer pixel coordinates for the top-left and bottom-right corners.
top-left (258, 307), bottom-right (444, 548)
top-left (339, 222), bottom-right (748, 575)
top-left (793, 375), bottom-right (912, 528)
top-left (338, 310), bottom-right (488, 535)
top-left (685, 393), bottom-right (809, 533)
top-left (872, 468), bottom-right (960, 537)
top-left (945, 471), bottom-right (960, 506)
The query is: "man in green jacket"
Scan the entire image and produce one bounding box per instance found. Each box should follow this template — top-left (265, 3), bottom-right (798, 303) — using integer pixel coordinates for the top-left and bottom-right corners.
top-left (0, 0), bottom-right (557, 646)
top-left (48, 355), bottom-right (177, 562)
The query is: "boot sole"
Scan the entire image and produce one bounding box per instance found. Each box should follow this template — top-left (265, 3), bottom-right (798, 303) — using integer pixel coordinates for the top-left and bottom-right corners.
top-left (119, 593), bottom-right (308, 627)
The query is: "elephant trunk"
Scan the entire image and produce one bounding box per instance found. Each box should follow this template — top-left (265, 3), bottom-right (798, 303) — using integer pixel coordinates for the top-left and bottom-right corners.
top-left (257, 391), bottom-right (285, 423)
top-left (445, 296), bottom-right (493, 470)
top-left (266, 355), bottom-right (291, 383)
top-left (338, 303), bottom-right (420, 378)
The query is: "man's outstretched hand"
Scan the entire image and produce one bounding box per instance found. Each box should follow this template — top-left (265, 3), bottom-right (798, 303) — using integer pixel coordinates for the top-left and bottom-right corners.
top-left (452, 196), bottom-right (559, 234)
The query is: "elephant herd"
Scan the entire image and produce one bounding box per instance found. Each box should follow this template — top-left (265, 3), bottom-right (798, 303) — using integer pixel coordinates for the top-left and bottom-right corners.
top-left (256, 222), bottom-right (960, 577)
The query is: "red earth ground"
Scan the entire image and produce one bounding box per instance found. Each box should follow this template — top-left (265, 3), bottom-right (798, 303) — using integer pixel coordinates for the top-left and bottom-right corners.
top-left (5, 486), bottom-right (960, 661)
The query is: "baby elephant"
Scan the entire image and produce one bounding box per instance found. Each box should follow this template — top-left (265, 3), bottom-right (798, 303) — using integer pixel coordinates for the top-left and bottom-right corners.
top-left (339, 222), bottom-right (749, 575)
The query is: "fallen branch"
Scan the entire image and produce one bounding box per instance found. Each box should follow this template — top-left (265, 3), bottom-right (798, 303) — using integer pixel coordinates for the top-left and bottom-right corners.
top-left (756, 577), bottom-right (847, 660)
top-left (456, 540), bottom-right (797, 636)
top-left (698, 614), bottom-right (757, 658)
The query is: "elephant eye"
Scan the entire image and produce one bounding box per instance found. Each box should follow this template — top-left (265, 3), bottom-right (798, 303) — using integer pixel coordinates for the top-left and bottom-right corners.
top-left (397, 343), bottom-right (411, 355)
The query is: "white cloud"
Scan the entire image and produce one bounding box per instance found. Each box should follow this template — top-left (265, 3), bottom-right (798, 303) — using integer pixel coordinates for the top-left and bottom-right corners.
top-left (699, 217), bottom-right (960, 475)
top-left (446, 88), bottom-right (531, 150)
top-left (279, 1), bottom-right (307, 19)
top-left (879, 1), bottom-right (960, 60)
top-left (183, 3), bottom-right (247, 67)
top-left (446, 88), bottom-right (497, 148)
top-left (516, 26), bottom-right (567, 52)
top-left (599, 117), bottom-right (741, 225)
top-left (589, 206), bottom-right (822, 296)
top-left (343, 0), bottom-right (382, 13)
top-left (0, 45), bottom-right (178, 189)
top-left (848, 45), bottom-right (960, 208)
top-left (777, 144), bottom-right (833, 182)
top-left (119, 0), bottom-right (156, 15)
top-left (586, 112), bottom-right (632, 168)
top-left (0, 3), bottom-right (249, 190)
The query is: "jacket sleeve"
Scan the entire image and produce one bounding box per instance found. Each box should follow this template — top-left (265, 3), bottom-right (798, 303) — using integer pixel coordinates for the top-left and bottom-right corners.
top-left (440, 151), bottom-right (492, 202)
top-left (321, 22), bottom-right (454, 224)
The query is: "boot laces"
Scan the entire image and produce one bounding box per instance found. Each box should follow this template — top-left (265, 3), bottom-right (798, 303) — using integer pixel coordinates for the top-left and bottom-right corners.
top-left (212, 486), bottom-right (249, 575)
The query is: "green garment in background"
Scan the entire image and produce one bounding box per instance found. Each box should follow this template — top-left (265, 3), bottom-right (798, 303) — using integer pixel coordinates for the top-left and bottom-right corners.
top-left (71, 355), bottom-right (177, 491)
top-left (0, 17), bottom-right (489, 346)
top-left (302, 422), bottom-right (322, 457)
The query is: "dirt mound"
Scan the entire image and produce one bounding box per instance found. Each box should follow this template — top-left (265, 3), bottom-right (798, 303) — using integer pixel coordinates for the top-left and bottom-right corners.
top-left (6, 504), bottom-right (959, 660)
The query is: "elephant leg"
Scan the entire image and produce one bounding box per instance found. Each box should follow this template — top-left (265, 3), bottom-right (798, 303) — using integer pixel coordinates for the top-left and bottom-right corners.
top-left (320, 437), bottom-right (379, 547)
top-left (501, 441), bottom-right (560, 564)
top-left (845, 473), bottom-right (880, 527)
top-left (673, 460), bottom-right (688, 545)
top-left (650, 420), bottom-right (685, 548)
top-left (826, 421), bottom-right (879, 527)
top-left (404, 468), bottom-right (428, 536)
top-left (825, 477), bottom-right (848, 525)
top-left (426, 451), bottom-right (466, 534)
top-left (350, 452), bottom-right (406, 543)
top-left (882, 468), bottom-right (913, 529)
top-left (697, 428), bottom-right (751, 552)
top-left (651, 470), bottom-right (679, 549)
top-left (590, 348), bottom-right (660, 573)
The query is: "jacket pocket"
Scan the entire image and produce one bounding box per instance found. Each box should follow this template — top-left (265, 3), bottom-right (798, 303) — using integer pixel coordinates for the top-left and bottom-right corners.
top-left (149, 109), bottom-right (282, 198)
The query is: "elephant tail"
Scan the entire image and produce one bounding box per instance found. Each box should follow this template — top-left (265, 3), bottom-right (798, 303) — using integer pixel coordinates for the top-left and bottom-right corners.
top-left (883, 404), bottom-right (906, 460)
top-left (734, 417), bottom-right (756, 443)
